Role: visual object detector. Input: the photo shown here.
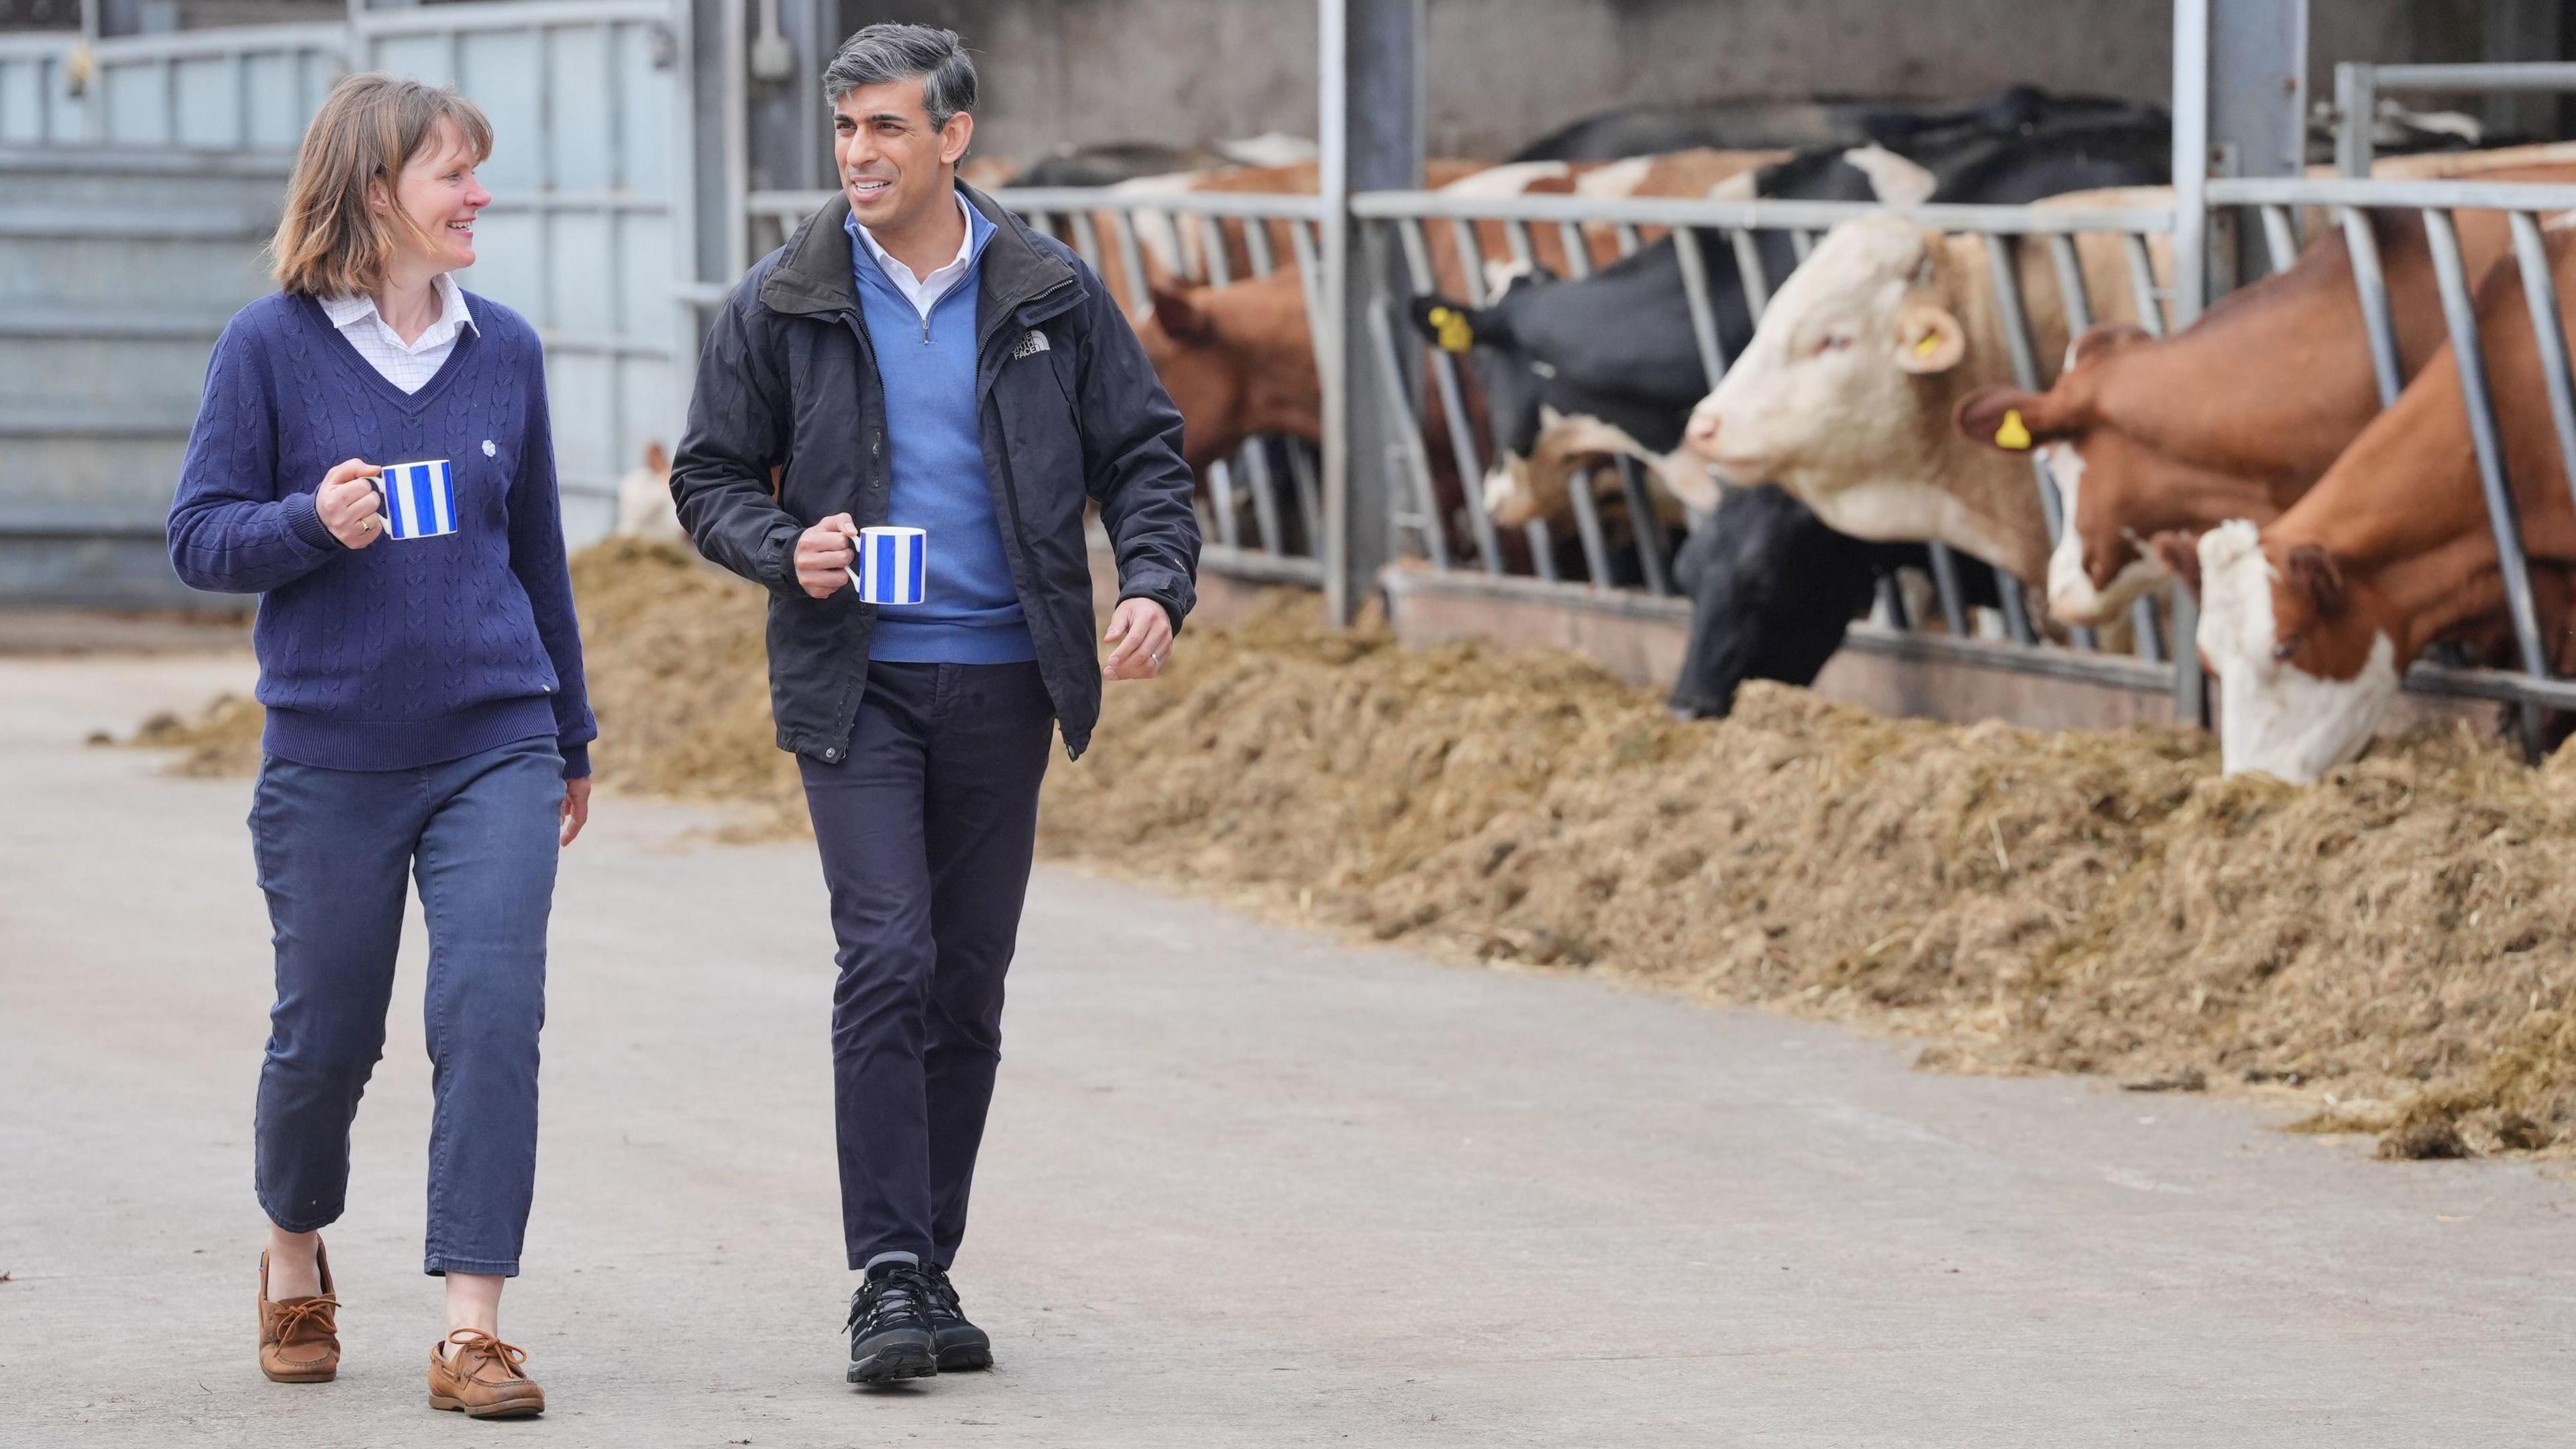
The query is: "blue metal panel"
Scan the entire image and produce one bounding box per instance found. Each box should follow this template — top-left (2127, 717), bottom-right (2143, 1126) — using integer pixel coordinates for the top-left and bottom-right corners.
top-left (244, 51), bottom-right (305, 149)
top-left (462, 28), bottom-right (543, 193)
top-left (372, 34), bottom-right (453, 89)
top-left (548, 25), bottom-right (614, 193)
top-left (0, 56), bottom-right (46, 145)
top-left (614, 348), bottom-right (667, 473)
top-left (101, 62), bottom-right (170, 148)
top-left (174, 55), bottom-right (239, 149)
top-left (614, 19), bottom-right (668, 197)
top-left (547, 210), bottom-right (617, 335)
top-left (298, 50), bottom-right (339, 131)
top-left (547, 350), bottom-right (616, 494)
top-left (456, 210), bottom-right (543, 316)
top-left (617, 211), bottom-right (670, 331)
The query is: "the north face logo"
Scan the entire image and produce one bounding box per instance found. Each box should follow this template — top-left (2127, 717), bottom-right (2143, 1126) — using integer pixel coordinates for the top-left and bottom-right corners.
top-left (1011, 330), bottom-right (1049, 360)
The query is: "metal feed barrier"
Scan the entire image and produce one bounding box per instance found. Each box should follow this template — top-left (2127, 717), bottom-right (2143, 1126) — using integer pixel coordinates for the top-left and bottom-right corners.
top-left (746, 186), bottom-right (1334, 586)
top-left (1346, 187), bottom-right (2200, 714)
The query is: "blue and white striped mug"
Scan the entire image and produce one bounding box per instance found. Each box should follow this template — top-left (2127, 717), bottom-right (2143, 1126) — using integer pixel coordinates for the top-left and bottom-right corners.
top-left (847, 525), bottom-right (927, 605)
top-left (369, 459), bottom-right (458, 541)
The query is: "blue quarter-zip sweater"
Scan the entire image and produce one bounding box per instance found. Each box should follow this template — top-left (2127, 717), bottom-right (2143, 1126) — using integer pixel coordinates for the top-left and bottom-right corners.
top-left (165, 291), bottom-right (596, 777)
top-left (845, 202), bottom-right (1037, 664)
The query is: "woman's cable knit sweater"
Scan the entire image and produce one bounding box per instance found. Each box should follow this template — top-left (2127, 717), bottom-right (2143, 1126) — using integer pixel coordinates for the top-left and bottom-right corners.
top-left (167, 290), bottom-right (596, 778)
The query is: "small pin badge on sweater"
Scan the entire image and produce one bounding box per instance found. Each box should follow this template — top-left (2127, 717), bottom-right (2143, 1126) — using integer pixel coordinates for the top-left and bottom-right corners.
top-left (1012, 331), bottom-right (1049, 360)
top-left (482, 439), bottom-right (497, 458)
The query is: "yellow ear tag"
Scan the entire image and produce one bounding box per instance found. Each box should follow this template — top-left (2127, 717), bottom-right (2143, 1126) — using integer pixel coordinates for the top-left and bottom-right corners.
top-left (1427, 305), bottom-right (1474, 354)
top-left (1994, 409), bottom-right (2033, 450)
top-left (1914, 333), bottom-right (1941, 358)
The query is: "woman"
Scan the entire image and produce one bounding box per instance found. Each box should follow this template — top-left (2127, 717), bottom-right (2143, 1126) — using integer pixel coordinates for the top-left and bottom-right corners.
top-left (166, 72), bottom-right (592, 1419)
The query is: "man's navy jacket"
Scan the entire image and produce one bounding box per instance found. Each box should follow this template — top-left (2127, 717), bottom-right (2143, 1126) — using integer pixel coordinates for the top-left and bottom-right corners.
top-left (672, 182), bottom-right (1202, 762)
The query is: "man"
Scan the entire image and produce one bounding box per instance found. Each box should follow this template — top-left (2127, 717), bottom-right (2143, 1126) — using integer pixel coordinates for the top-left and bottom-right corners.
top-left (671, 24), bottom-right (1199, 1386)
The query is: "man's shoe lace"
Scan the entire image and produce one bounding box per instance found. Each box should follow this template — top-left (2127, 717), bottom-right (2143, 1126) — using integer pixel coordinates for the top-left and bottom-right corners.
top-left (847, 1264), bottom-right (934, 1338)
top-left (922, 1264), bottom-right (965, 1324)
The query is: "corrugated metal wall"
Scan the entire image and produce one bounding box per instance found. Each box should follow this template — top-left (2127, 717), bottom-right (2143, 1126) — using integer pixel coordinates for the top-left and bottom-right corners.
top-left (0, 0), bottom-right (689, 607)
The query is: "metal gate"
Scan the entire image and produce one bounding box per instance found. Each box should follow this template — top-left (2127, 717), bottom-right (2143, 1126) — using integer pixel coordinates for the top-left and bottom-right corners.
top-left (351, 0), bottom-right (693, 539)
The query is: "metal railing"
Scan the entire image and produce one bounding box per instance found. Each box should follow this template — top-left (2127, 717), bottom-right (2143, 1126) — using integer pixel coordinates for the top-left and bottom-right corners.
top-left (745, 184), bottom-right (1334, 583)
top-left (2333, 61), bottom-right (2576, 178)
top-left (0, 23), bottom-right (346, 150)
top-left (1347, 187), bottom-right (2200, 708)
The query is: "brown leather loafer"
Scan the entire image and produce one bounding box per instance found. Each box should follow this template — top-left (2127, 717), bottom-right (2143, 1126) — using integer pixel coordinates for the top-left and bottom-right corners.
top-left (427, 1329), bottom-right (545, 1419)
top-left (257, 1243), bottom-right (340, 1383)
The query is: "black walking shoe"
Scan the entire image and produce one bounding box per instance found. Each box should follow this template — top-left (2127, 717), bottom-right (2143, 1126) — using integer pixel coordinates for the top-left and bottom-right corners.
top-left (845, 1262), bottom-right (938, 1385)
top-left (922, 1264), bottom-right (993, 1371)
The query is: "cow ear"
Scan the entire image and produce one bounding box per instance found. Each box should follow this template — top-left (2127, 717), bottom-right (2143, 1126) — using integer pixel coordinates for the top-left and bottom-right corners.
top-left (2284, 543), bottom-right (2348, 617)
top-left (2148, 529), bottom-right (2203, 600)
top-left (1893, 303), bottom-right (1966, 374)
top-left (1407, 295), bottom-right (1482, 353)
top-left (1953, 386), bottom-right (2070, 452)
top-left (1150, 284), bottom-right (1213, 345)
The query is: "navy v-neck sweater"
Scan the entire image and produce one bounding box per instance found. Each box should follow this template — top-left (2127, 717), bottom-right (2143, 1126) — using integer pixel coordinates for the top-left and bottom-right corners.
top-left (166, 290), bottom-right (596, 777)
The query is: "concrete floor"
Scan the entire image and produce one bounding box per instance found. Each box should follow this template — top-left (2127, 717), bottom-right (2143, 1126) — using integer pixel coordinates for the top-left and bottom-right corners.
top-left (4, 651), bottom-right (2575, 1448)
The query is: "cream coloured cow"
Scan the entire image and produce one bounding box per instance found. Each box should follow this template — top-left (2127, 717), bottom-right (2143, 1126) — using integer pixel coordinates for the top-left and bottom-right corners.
top-left (1680, 197), bottom-right (2168, 585)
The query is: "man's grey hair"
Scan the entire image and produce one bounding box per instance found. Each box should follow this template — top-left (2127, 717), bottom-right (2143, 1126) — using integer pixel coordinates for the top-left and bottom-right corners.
top-left (823, 24), bottom-right (977, 131)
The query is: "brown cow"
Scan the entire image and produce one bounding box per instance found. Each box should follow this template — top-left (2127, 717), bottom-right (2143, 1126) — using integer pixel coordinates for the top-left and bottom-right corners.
top-left (2161, 227), bottom-right (2576, 783)
top-left (1955, 148), bottom-right (2576, 629)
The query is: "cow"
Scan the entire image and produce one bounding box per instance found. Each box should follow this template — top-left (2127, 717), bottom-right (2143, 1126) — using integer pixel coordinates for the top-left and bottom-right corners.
top-left (611, 441), bottom-right (682, 541)
top-left (1138, 271), bottom-right (1320, 474)
top-left (2161, 228), bottom-right (2576, 784)
top-left (1949, 146), bottom-right (2576, 629)
top-left (1666, 482), bottom-right (2001, 717)
top-left (1682, 197), bottom-right (2169, 587)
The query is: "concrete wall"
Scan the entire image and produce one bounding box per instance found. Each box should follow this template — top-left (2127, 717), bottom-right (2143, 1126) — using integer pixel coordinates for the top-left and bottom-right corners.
top-left (839, 0), bottom-right (2500, 170)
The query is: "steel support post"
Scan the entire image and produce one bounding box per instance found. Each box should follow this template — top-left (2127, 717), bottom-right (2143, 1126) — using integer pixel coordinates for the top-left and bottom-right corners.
top-left (2485, 0), bottom-right (2567, 143)
top-left (743, 0), bottom-right (829, 194)
top-left (1320, 0), bottom-right (1421, 626)
top-left (2174, 0), bottom-right (2306, 319)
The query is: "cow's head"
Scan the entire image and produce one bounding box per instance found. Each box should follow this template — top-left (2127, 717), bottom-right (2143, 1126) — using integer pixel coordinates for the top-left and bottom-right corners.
top-left (1407, 274), bottom-right (1565, 523)
top-left (1955, 325), bottom-right (2249, 627)
top-left (1136, 274), bottom-right (1320, 472)
top-left (1681, 214), bottom-right (1968, 519)
top-left (2172, 520), bottom-right (2401, 784)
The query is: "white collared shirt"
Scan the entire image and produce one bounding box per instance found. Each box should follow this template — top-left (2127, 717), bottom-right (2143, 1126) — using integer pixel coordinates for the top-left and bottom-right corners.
top-left (849, 191), bottom-right (979, 322)
top-left (319, 273), bottom-right (478, 394)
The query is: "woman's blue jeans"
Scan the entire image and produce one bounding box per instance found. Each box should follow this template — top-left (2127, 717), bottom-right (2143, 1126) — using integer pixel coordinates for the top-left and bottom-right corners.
top-left (248, 735), bottom-right (562, 1277)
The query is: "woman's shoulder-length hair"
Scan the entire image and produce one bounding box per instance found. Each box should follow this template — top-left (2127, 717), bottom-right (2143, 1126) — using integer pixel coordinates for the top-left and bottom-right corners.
top-left (270, 72), bottom-right (492, 300)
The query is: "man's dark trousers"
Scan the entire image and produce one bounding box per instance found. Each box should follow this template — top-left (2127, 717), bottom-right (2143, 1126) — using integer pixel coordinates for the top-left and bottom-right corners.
top-left (798, 657), bottom-right (1055, 1269)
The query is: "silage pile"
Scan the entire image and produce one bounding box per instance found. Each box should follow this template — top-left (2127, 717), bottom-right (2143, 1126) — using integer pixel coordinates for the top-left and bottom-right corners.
top-left (126, 540), bottom-right (2576, 1157)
